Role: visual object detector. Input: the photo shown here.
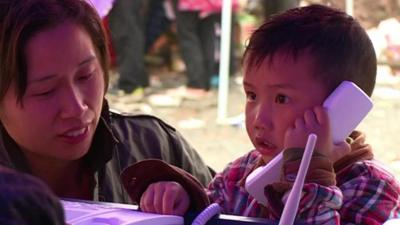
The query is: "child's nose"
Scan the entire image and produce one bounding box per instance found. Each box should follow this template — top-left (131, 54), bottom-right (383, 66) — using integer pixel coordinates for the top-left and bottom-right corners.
top-left (253, 105), bottom-right (273, 130)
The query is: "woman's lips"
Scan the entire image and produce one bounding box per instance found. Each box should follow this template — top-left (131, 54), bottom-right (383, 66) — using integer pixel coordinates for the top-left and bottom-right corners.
top-left (65, 128), bottom-right (86, 137)
top-left (60, 126), bottom-right (89, 144)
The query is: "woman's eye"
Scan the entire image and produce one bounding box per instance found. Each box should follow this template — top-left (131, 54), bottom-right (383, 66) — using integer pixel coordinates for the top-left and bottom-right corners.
top-left (78, 73), bottom-right (93, 81)
top-left (275, 94), bottom-right (289, 104)
top-left (33, 89), bottom-right (54, 97)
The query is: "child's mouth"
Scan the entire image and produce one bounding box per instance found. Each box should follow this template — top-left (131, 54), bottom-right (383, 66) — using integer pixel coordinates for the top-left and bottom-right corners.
top-left (255, 138), bottom-right (277, 155)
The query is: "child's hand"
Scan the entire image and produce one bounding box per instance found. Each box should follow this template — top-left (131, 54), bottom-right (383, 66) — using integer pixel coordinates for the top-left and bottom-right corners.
top-left (140, 181), bottom-right (189, 216)
top-left (284, 106), bottom-right (350, 162)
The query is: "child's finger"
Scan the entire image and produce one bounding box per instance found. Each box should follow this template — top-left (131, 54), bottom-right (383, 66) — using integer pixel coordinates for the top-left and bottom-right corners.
top-left (153, 182), bottom-right (166, 213)
top-left (294, 117), bottom-right (305, 129)
top-left (162, 184), bottom-right (180, 215)
top-left (304, 109), bottom-right (318, 127)
top-left (332, 141), bottom-right (351, 162)
top-left (174, 191), bottom-right (190, 216)
top-left (314, 106), bottom-right (329, 125)
top-left (140, 184), bottom-right (155, 213)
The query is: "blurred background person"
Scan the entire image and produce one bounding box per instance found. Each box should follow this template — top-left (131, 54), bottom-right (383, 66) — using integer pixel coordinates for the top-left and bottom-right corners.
top-left (108, 0), bottom-right (149, 101)
top-left (166, 0), bottom-right (239, 100)
top-left (245, 0), bottom-right (300, 21)
top-left (262, 0), bottom-right (300, 19)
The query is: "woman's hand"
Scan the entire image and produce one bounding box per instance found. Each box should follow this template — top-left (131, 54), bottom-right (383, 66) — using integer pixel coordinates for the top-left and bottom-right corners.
top-left (140, 181), bottom-right (190, 216)
top-left (284, 106), bottom-right (350, 163)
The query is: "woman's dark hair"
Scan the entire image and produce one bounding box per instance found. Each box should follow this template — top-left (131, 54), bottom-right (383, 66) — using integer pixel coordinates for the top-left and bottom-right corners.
top-left (0, 0), bottom-right (110, 104)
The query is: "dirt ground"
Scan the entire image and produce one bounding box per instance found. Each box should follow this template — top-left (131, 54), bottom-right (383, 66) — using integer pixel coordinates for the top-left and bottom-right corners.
top-left (106, 65), bottom-right (400, 180)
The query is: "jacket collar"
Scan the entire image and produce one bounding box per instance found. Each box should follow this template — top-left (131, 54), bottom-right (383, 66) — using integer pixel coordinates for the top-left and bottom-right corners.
top-left (85, 99), bottom-right (119, 171)
top-left (0, 99), bottom-right (119, 172)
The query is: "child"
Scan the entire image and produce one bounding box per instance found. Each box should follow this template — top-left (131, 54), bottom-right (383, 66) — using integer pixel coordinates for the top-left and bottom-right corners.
top-left (136, 4), bottom-right (400, 224)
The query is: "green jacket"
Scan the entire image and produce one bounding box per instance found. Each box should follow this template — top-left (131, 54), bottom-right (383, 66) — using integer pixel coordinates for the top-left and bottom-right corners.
top-left (0, 100), bottom-right (212, 204)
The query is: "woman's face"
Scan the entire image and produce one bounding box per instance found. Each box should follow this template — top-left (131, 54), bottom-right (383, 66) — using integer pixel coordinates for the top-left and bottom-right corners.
top-left (0, 22), bottom-right (105, 165)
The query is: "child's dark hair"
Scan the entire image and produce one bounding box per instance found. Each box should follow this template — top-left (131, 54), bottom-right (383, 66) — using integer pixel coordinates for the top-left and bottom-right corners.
top-left (0, 168), bottom-right (65, 225)
top-left (244, 4), bottom-right (376, 96)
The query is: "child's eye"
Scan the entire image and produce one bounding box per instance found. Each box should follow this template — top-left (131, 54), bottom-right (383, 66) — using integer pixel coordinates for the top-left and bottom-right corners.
top-left (274, 94), bottom-right (289, 104)
top-left (245, 91), bottom-right (256, 102)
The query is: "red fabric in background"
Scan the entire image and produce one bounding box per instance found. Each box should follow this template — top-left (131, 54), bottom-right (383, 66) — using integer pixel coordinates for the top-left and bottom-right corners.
top-left (102, 16), bottom-right (117, 68)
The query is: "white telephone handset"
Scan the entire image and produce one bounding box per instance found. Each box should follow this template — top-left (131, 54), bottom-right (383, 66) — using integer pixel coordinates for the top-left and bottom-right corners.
top-left (245, 81), bottom-right (373, 206)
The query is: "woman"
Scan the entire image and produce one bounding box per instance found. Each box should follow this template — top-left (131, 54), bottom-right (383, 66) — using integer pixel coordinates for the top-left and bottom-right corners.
top-left (0, 0), bottom-right (211, 203)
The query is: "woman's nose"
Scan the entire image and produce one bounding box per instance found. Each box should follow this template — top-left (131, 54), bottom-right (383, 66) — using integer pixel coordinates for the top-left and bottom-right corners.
top-left (59, 87), bottom-right (88, 119)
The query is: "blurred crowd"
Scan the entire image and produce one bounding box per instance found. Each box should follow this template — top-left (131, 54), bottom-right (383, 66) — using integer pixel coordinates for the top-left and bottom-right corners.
top-left (92, 0), bottom-right (400, 106)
